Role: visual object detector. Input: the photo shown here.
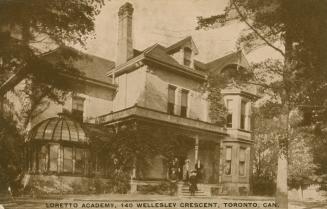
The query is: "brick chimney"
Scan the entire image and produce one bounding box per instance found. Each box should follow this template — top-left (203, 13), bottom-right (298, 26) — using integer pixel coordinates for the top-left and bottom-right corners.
top-left (117, 2), bottom-right (134, 66)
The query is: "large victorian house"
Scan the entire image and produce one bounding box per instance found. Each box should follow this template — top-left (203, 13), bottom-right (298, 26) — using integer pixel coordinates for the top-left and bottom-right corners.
top-left (4, 3), bottom-right (257, 196)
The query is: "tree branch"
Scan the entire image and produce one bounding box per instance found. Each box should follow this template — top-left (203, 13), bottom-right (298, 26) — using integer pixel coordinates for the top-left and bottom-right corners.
top-left (231, 0), bottom-right (285, 57)
top-left (246, 80), bottom-right (273, 90)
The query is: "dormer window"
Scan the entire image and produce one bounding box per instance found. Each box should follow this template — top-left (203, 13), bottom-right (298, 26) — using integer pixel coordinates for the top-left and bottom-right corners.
top-left (183, 47), bottom-right (192, 66)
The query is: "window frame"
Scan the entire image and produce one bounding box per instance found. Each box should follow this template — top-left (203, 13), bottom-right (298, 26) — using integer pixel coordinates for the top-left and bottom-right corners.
top-left (49, 144), bottom-right (59, 172)
top-left (225, 146), bottom-right (232, 176)
top-left (240, 100), bottom-right (246, 130)
top-left (226, 99), bottom-right (233, 128)
top-left (72, 96), bottom-right (85, 122)
top-left (167, 85), bottom-right (177, 115)
top-left (239, 147), bottom-right (246, 177)
top-left (75, 148), bottom-right (85, 175)
top-left (183, 47), bottom-right (192, 66)
top-left (63, 146), bottom-right (74, 173)
top-left (180, 89), bottom-right (189, 117)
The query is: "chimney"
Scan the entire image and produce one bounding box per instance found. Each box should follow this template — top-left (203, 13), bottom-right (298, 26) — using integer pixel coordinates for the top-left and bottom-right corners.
top-left (117, 2), bottom-right (134, 66)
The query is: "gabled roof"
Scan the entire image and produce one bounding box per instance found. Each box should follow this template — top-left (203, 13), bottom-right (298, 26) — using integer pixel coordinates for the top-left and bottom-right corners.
top-left (166, 36), bottom-right (199, 55)
top-left (108, 43), bottom-right (207, 81)
top-left (194, 51), bottom-right (249, 73)
top-left (107, 37), bottom-right (250, 83)
top-left (145, 44), bottom-right (181, 66)
top-left (43, 47), bottom-right (116, 88)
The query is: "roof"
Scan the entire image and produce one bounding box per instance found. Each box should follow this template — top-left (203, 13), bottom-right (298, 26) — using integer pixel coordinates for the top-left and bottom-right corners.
top-left (166, 36), bottom-right (199, 55)
top-left (109, 43), bottom-right (207, 81)
top-left (107, 37), bottom-right (250, 84)
top-left (199, 51), bottom-right (250, 73)
top-left (43, 47), bottom-right (116, 87)
top-left (28, 115), bottom-right (88, 143)
top-left (146, 44), bottom-right (181, 66)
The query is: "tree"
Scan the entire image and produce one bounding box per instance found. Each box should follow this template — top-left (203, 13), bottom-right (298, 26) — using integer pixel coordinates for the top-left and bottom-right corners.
top-left (0, 0), bottom-right (106, 192)
top-left (197, 1), bottom-right (327, 208)
top-left (0, 0), bottom-right (105, 96)
top-left (252, 107), bottom-right (279, 196)
top-left (288, 130), bottom-right (316, 200)
top-left (0, 113), bottom-right (24, 193)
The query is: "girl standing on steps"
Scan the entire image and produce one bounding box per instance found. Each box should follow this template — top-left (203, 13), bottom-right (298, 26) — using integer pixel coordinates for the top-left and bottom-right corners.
top-left (189, 170), bottom-right (197, 196)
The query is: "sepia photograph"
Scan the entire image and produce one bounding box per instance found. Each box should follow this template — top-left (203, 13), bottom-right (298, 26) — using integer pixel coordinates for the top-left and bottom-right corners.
top-left (0, 0), bottom-right (327, 208)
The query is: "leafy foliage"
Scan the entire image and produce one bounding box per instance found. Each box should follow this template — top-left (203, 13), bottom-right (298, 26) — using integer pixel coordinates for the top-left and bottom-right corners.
top-left (138, 181), bottom-right (177, 195)
top-left (206, 63), bottom-right (254, 124)
top-left (288, 129), bottom-right (316, 190)
top-left (88, 122), bottom-right (194, 193)
top-left (0, 0), bottom-right (107, 194)
top-left (0, 0), bottom-right (106, 98)
top-left (252, 108), bottom-right (279, 195)
top-left (198, 3), bottom-right (327, 205)
top-left (0, 113), bottom-right (24, 193)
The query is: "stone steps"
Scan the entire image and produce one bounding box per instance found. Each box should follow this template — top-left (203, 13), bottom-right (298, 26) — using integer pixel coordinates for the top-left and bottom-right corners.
top-left (178, 184), bottom-right (211, 197)
top-left (1, 202), bottom-right (18, 208)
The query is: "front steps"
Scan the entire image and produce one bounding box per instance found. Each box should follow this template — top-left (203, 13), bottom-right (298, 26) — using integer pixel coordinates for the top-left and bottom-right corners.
top-left (0, 194), bottom-right (18, 208)
top-left (178, 183), bottom-right (211, 197)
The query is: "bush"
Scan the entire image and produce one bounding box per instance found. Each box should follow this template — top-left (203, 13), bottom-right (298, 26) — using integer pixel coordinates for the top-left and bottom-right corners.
top-left (252, 177), bottom-right (276, 196)
top-left (138, 181), bottom-right (177, 195)
top-left (106, 170), bottom-right (131, 194)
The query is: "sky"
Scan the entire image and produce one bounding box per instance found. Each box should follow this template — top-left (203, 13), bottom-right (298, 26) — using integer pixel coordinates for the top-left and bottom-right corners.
top-left (82, 0), bottom-right (281, 64)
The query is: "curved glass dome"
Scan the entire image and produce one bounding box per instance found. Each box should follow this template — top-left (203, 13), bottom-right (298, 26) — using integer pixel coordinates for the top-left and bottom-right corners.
top-left (28, 115), bottom-right (88, 143)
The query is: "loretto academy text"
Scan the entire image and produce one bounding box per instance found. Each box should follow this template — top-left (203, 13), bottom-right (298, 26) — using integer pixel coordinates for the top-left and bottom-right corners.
top-left (45, 201), bottom-right (279, 208)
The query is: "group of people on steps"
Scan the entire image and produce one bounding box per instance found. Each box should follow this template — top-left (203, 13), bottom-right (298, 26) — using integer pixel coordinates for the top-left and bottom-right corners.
top-left (169, 158), bottom-right (203, 196)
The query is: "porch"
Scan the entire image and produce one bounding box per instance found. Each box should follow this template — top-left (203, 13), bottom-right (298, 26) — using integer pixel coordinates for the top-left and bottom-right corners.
top-left (92, 105), bottom-right (228, 185)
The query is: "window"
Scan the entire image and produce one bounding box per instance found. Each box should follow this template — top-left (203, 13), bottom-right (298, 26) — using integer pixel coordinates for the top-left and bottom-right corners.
top-left (75, 148), bottom-right (85, 174)
top-left (31, 146), bottom-right (37, 171)
top-left (239, 147), bottom-right (246, 176)
top-left (225, 147), bottom-right (232, 175)
top-left (49, 144), bottom-right (59, 172)
top-left (95, 154), bottom-right (106, 176)
top-left (27, 144), bottom-right (89, 176)
top-left (183, 47), bottom-right (192, 66)
top-left (241, 101), bottom-right (246, 130)
top-left (168, 85), bottom-right (176, 115)
top-left (38, 145), bottom-right (48, 173)
top-left (226, 99), bottom-right (233, 128)
top-left (72, 96), bottom-right (85, 122)
top-left (181, 90), bottom-right (189, 117)
top-left (63, 146), bottom-right (73, 173)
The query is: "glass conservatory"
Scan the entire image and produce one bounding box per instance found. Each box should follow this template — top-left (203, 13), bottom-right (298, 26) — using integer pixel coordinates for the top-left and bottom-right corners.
top-left (25, 115), bottom-right (90, 176)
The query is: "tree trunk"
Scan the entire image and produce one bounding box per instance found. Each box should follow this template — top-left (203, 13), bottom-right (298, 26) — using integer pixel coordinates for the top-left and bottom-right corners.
top-left (275, 23), bottom-right (294, 209)
top-left (276, 150), bottom-right (288, 209)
